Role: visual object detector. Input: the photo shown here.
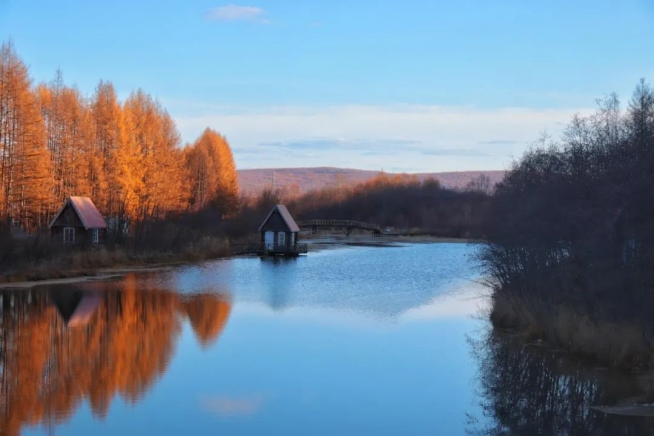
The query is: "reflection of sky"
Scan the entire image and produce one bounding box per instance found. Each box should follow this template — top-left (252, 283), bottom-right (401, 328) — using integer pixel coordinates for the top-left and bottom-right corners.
top-left (139, 243), bottom-right (483, 321)
top-left (24, 244), bottom-right (489, 435)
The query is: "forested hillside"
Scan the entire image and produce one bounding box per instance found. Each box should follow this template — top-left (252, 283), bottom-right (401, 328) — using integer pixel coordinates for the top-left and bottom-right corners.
top-left (238, 167), bottom-right (505, 196)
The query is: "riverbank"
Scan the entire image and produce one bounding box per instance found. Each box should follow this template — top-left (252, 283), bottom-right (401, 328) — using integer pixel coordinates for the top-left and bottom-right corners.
top-left (0, 234), bottom-right (469, 289)
top-left (489, 294), bottom-right (654, 417)
top-left (0, 237), bottom-right (231, 288)
top-left (490, 292), bottom-right (654, 371)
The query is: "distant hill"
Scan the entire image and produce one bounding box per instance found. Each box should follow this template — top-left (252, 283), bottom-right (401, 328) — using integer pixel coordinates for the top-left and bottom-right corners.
top-left (237, 167), bottom-right (505, 195)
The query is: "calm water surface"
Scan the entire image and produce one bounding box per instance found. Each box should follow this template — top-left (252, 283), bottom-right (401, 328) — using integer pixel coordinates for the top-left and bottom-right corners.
top-left (3, 244), bottom-right (654, 435)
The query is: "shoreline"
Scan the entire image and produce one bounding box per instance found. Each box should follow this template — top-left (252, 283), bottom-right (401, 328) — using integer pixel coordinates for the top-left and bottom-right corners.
top-left (490, 292), bottom-right (654, 372)
top-left (0, 235), bottom-right (470, 289)
top-left (0, 263), bottom-right (191, 289)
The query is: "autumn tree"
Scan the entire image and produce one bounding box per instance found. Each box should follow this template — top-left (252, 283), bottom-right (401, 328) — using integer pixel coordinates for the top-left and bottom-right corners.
top-left (0, 41), bottom-right (51, 230)
top-left (123, 90), bottom-right (185, 221)
top-left (37, 70), bottom-right (93, 210)
top-left (89, 80), bottom-right (127, 218)
top-left (0, 41), bottom-right (241, 238)
top-left (185, 128), bottom-right (239, 217)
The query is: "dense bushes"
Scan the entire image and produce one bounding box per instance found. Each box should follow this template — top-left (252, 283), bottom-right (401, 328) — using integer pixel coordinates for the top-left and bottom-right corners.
top-left (480, 80), bottom-right (654, 366)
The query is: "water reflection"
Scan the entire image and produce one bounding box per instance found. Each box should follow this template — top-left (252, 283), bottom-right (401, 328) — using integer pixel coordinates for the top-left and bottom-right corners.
top-left (0, 276), bottom-right (231, 436)
top-left (469, 329), bottom-right (654, 436)
top-left (259, 257), bottom-right (298, 311)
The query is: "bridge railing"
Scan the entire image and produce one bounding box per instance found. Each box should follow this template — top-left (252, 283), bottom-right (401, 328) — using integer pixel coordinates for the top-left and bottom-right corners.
top-left (297, 219), bottom-right (381, 231)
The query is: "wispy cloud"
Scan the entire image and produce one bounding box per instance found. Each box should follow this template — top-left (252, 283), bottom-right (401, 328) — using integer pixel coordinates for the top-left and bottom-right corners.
top-left (258, 138), bottom-right (421, 151)
top-left (206, 5), bottom-right (266, 22)
top-left (421, 149), bottom-right (489, 157)
top-left (173, 104), bottom-right (594, 172)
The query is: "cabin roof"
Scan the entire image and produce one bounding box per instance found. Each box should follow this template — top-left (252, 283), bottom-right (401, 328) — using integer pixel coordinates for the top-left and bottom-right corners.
top-left (49, 196), bottom-right (108, 230)
top-left (258, 204), bottom-right (300, 233)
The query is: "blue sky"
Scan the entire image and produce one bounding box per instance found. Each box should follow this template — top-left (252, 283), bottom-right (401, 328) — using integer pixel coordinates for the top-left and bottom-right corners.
top-left (1, 0), bottom-right (653, 172)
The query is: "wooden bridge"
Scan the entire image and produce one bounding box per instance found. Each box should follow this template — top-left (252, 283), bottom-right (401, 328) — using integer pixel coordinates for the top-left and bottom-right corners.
top-left (296, 219), bottom-right (383, 236)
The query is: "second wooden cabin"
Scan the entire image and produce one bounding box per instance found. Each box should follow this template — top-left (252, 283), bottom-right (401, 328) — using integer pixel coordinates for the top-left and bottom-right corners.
top-left (258, 204), bottom-right (306, 256)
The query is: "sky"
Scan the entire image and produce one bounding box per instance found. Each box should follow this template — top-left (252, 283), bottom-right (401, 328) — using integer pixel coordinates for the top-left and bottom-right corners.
top-left (1, 0), bottom-right (653, 172)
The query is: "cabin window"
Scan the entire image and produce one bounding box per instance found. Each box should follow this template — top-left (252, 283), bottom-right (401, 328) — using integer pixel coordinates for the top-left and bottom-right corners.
top-left (92, 229), bottom-right (99, 243)
top-left (278, 232), bottom-right (286, 246)
top-left (63, 227), bottom-right (75, 243)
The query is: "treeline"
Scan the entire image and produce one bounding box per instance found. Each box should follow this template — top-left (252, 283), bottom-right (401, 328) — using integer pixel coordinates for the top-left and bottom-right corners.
top-left (480, 80), bottom-right (654, 367)
top-left (0, 41), bottom-right (238, 232)
top-left (237, 173), bottom-right (491, 238)
top-left (292, 174), bottom-right (489, 237)
top-left (0, 280), bottom-right (231, 436)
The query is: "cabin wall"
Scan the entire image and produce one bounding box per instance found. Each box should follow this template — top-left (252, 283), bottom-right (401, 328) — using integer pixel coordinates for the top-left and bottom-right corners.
top-left (260, 230), bottom-right (297, 250)
top-left (50, 227), bottom-right (106, 246)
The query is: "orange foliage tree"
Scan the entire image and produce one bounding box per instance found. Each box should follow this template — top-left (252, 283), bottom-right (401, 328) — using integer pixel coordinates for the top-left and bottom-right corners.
top-left (0, 42), bottom-right (239, 232)
top-left (0, 41), bottom-right (51, 230)
top-left (185, 128), bottom-right (239, 218)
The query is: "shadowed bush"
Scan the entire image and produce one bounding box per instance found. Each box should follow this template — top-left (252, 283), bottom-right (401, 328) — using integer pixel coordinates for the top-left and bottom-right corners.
top-left (481, 80), bottom-right (654, 368)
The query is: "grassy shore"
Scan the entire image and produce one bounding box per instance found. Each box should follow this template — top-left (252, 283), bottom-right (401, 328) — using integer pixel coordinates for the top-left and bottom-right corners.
top-left (490, 291), bottom-right (654, 371)
top-left (0, 236), bottom-right (231, 286)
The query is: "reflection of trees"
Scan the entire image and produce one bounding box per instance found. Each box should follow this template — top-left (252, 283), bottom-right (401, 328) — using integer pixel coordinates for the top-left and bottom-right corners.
top-left (0, 277), bottom-right (231, 436)
top-left (183, 293), bottom-right (231, 347)
top-left (469, 330), bottom-right (654, 436)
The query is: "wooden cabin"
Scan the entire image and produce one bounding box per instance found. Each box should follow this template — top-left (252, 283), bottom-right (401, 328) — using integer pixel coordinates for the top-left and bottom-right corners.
top-left (258, 204), bottom-right (306, 256)
top-left (49, 196), bottom-right (108, 246)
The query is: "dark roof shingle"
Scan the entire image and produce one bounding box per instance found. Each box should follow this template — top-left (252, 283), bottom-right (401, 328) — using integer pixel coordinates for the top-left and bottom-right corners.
top-left (49, 196), bottom-right (107, 229)
top-left (258, 204), bottom-right (300, 232)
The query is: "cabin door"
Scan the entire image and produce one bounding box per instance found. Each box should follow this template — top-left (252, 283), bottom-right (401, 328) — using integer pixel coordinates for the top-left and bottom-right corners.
top-left (264, 231), bottom-right (274, 248)
top-left (278, 232), bottom-right (286, 247)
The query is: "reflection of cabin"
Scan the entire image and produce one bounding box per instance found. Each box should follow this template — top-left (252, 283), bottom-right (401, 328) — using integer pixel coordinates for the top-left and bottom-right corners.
top-left (49, 197), bottom-right (107, 246)
top-left (258, 204), bottom-right (307, 256)
top-left (50, 289), bottom-right (102, 327)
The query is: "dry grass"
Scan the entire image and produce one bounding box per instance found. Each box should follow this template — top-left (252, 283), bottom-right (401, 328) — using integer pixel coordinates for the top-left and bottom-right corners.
top-left (490, 292), bottom-right (654, 369)
top-left (0, 237), bottom-right (231, 284)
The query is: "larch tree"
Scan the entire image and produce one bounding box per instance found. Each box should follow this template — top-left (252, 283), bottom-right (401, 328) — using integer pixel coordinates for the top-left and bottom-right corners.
top-left (0, 41), bottom-right (240, 231)
top-left (123, 90), bottom-right (185, 220)
top-left (90, 80), bottom-right (126, 218)
top-left (185, 128), bottom-right (239, 218)
top-left (0, 41), bottom-right (51, 230)
top-left (37, 70), bottom-right (93, 210)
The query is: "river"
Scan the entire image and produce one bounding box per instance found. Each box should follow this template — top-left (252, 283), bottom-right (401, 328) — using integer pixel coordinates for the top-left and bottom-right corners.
top-left (2, 243), bottom-right (654, 435)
